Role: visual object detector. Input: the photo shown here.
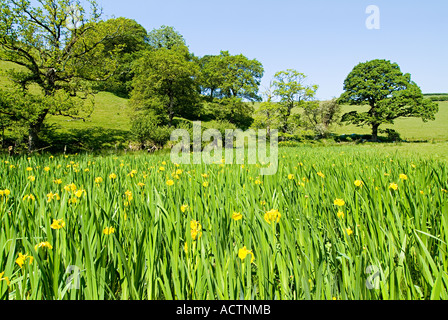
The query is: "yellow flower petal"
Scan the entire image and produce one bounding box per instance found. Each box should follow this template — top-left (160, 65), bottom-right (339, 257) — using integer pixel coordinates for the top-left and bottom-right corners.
top-left (264, 209), bottom-right (281, 224)
top-left (238, 247), bottom-right (255, 263)
top-left (389, 183), bottom-right (398, 191)
top-left (51, 219), bottom-right (65, 230)
top-left (232, 212), bottom-right (243, 221)
top-left (103, 227), bottom-right (115, 235)
top-left (354, 180), bottom-right (363, 187)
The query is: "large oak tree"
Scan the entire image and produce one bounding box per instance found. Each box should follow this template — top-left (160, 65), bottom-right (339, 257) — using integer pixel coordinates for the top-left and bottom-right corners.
top-left (197, 51), bottom-right (263, 129)
top-left (198, 51), bottom-right (264, 102)
top-left (0, 0), bottom-right (130, 151)
top-left (338, 59), bottom-right (439, 142)
top-left (129, 44), bottom-right (201, 127)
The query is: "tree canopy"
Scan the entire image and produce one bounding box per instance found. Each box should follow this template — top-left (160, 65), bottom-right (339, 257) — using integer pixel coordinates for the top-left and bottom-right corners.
top-left (196, 51), bottom-right (264, 129)
top-left (198, 51), bottom-right (264, 102)
top-left (338, 59), bottom-right (439, 141)
top-left (0, 0), bottom-right (131, 150)
top-left (93, 17), bottom-right (150, 97)
top-left (272, 69), bottom-right (318, 133)
top-left (146, 25), bottom-right (186, 50)
top-left (129, 45), bottom-right (201, 127)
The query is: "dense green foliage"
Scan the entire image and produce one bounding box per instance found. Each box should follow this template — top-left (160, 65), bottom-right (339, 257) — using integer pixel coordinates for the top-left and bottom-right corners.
top-left (338, 59), bottom-right (439, 142)
top-left (0, 0), bottom-right (132, 150)
top-left (272, 70), bottom-right (319, 133)
top-left (198, 51), bottom-right (264, 102)
top-left (302, 99), bottom-right (342, 138)
top-left (92, 18), bottom-right (150, 97)
top-left (146, 25), bottom-right (187, 50)
top-left (126, 28), bottom-right (265, 146)
top-left (129, 45), bottom-right (201, 127)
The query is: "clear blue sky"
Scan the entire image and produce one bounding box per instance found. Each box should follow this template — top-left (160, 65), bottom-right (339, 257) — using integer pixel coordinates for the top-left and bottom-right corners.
top-left (98, 0), bottom-right (448, 100)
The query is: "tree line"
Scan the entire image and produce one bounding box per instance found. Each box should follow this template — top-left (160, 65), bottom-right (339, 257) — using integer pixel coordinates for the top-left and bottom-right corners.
top-left (0, 0), bottom-right (439, 153)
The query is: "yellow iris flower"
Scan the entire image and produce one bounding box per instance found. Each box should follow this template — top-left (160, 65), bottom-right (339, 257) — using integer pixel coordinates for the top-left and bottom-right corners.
top-left (238, 247), bottom-right (255, 263)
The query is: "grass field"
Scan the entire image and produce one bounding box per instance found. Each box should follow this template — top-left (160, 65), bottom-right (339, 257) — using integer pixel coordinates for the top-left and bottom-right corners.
top-left (0, 145), bottom-right (447, 300)
top-left (1, 61), bottom-right (448, 300)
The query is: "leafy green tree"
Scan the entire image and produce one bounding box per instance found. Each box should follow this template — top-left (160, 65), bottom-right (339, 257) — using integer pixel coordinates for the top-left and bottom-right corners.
top-left (146, 25), bottom-right (186, 50)
top-left (93, 17), bottom-right (150, 97)
top-left (0, 0), bottom-right (129, 151)
top-left (130, 109), bottom-right (171, 149)
top-left (130, 45), bottom-right (201, 127)
top-left (205, 97), bottom-right (254, 130)
top-left (198, 51), bottom-right (264, 102)
top-left (197, 51), bottom-right (263, 129)
top-left (197, 53), bottom-right (227, 101)
top-left (0, 91), bottom-right (14, 148)
top-left (338, 59), bottom-right (439, 142)
top-left (302, 99), bottom-right (341, 138)
top-left (252, 83), bottom-right (279, 136)
top-left (0, 87), bottom-right (79, 150)
top-left (272, 69), bottom-right (318, 133)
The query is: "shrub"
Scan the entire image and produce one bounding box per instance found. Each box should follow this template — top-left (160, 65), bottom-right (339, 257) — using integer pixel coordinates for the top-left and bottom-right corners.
top-left (380, 128), bottom-right (401, 142)
top-left (130, 110), bottom-right (171, 148)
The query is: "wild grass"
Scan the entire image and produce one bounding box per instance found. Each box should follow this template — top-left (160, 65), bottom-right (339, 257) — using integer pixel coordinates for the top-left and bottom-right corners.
top-left (0, 145), bottom-right (447, 300)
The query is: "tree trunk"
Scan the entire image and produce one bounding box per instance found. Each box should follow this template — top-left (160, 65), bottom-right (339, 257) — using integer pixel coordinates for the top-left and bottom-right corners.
top-left (168, 102), bottom-right (174, 127)
top-left (1, 125), bottom-right (4, 149)
top-left (28, 127), bottom-right (38, 152)
top-left (371, 123), bottom-right (380, 142)
top-left (168, 86), bottom-right (174, 127)
top-left (282, 103), bottom-right (293, 134)
top-left (28, 109), bottom-right (49, 152)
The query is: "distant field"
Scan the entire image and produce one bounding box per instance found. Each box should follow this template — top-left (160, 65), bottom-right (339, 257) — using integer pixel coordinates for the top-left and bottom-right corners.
top-left (34, 100), bottom-right (448, 143)
top-left (311, 142), bottom-right (448, 162)
top-left (423, 93), bottom-right (448, 102)
top-left (335, 102), bottom-right (448, 142)
top-left (252, 100), bottom-right (448, 142)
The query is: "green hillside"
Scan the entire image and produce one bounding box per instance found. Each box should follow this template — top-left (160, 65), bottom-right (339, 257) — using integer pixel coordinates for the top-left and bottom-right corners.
top-left (1, 60), bottom-right (447, 146)
top-left (45, 92), bottom-right (131, 132)
top-left (0, 61), bottom-right (15, 88)
top-left (0, 60), bottom-right (131, 132)
top-left (0, 61), bottom-right (132, 151)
